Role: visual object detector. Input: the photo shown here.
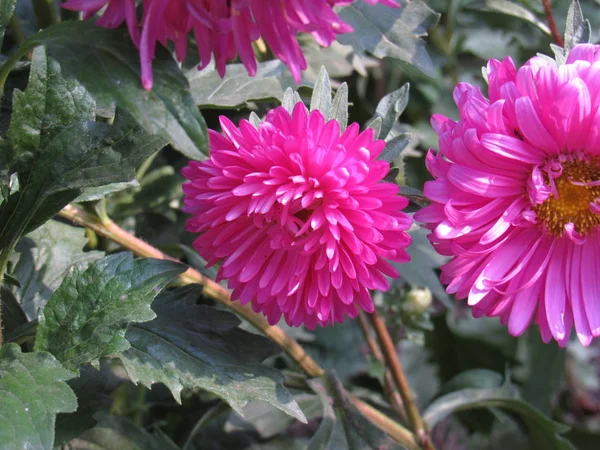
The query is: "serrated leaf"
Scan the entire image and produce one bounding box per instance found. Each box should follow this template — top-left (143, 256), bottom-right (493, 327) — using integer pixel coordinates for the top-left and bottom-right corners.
top-left (307, 372), bottom-right (403, 449)
top-left (310, 67), bottom-right (332, 116)
top-left (0, 0), bottom-right (16, 49)
top-left (0, 343), bottom-right (77, 450)
top-left (467, 1), bottom-right (551, 36)
top-left (34, 252), bottom-right (185, 371)
top-left (188, 59), bottom-right (310, 109)
top-left (6, 46), bottom-right (95, 167)
top-left (396, 225), bottom-right (451, 307)
top-left (66, 415), bottom-right (179, 450)
top-left (11, 220), bottom-right (104, 320)
top-left (328, 82), bottom-right (349, 130)
top-left (370, 83), bottom-right (409, 140)
top-left (423, 372), bottom-right (574, 450)
top-left (16, 20), bottom-right (206, 159)
top-left (336, 0), bottom-right (439, 77)
top-left (565, 0), bottom-right (591, 53)
top-left (0, 46), bottom-right (167, 254)
top-left (117, 285), bottom-right (306, 424)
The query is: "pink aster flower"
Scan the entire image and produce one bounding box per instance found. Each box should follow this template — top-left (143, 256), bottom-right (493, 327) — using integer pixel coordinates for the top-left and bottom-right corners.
top-left (415, 44), bottom-right (600, 346)
top-left (62, 0), bottom-right (399, 90)
top-left (181, 103), bottom-right (412, 328)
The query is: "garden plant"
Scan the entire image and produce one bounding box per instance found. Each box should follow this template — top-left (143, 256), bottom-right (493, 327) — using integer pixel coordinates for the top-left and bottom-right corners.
top-left (1, 0), bottom-right (600, 449)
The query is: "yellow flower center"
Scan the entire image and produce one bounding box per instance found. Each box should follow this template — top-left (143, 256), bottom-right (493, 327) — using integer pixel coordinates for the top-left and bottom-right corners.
top-left (534, 159), bottom-right (600, 236)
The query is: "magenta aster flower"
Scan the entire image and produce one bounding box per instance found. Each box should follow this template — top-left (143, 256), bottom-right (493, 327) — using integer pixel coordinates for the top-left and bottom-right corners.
top-left (415, 44), bottom-right (600, 346)
top-left (181, 103), bottom-right (412, 328)
top-left (62, 0), bottom-right (399, 90)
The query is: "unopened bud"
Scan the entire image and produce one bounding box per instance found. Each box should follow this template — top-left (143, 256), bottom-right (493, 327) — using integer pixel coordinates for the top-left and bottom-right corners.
top-left (402, 287), bottom-right (432, 314)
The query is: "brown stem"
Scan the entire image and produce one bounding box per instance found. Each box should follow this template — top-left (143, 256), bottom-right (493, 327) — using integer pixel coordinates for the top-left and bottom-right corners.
top-left (542, 0), bottom-right (564, 46)
top-left (352, 396), bottom-right (420, 450)
top-left (59, 204), bottom-right (421, 448)
top-left (369, 309), bottom-right (436, 450)
top-left (357, 312), bottom-right (407, 422)
top-left (59, 204), bottom-right (324, 377)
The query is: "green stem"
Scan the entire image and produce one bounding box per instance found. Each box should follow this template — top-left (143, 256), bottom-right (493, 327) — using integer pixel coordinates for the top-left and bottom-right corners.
top-left (32, 0), bottom-right (60, 29)
top-left (135, 151), bottom-right (160, 181)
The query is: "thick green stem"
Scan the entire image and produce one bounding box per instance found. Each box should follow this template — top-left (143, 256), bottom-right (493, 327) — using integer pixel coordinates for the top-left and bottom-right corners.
top-left (32, 0), bottom-right (60, 29)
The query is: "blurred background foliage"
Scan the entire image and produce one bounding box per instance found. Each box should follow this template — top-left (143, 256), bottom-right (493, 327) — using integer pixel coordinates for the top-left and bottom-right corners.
top-left (4, 0), bottom-right (600, 449)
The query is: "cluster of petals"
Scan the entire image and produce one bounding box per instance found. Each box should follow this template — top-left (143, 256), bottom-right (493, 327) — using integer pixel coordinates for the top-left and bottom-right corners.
top-left (62, 0), bottom-right (399, 90)
top-left (182, 103), bottom-right (412, 328)
top-left (415, 44), bottom-right (600, 346)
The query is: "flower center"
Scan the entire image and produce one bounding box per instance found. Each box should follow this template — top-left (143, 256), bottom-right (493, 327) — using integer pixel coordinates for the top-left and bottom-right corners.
top-left (533, 159), bottom-right (600, 236)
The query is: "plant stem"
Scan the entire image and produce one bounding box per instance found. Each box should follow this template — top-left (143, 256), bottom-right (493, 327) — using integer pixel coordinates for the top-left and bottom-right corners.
top-left (352, 396), bottom-right (420, 450)
top-left (32, 0), bottom-right (60, 29)
top-left (542, 0), bottom-right (564, 46)
top-left (60, 204), bottom-right (325, 376)
top-left (357, 311), bottom-right (407, 422)
top-left (369, 309), bottom-right (435, 450)
top-left (59, 204), bottom-right (419, 448)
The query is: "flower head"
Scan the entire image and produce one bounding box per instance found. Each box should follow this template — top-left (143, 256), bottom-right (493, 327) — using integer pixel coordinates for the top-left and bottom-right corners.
top-left (415, 44), bottom-right (600, 346)
top-left (182, 103), bottom-right (412, 328)
top-left (62, 0), bottom-right (399, 90)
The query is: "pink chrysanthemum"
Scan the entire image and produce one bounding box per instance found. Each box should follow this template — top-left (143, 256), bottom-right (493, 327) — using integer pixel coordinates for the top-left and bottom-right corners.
top-left (62, 0), bottom-right (399, 90)
top-left (415, 44), bottom-right (600, 346)
top-left (181, 103), bottom-right (412, 328)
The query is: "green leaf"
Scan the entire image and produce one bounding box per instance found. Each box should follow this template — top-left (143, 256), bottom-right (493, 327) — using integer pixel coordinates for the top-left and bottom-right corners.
top-left (117, 285), bottom-right (306, 423)
top-left (328, 82), bottom-right (349, 131)
top-left (282, 87), bottom-right (303, 114)
top-left (11, 220), bottom-right (104, 320)
top-left (379, 133), bottom-right (411, 163)
top-left (0, 0), bottom-right (16, 49)
top-left (370, 83), bottom-right (409, 141)
top-left (6, 46), bottom-right (95, 167)
top-left (309, 67), bottom-right (332, 116)
top-left (307, 372), bottom-right (403, 450)
top-left (53, 363), bottom-right (115, 446)
top-left (519, 330), bottom-right (565, 415)
top-left (565, 0), bottom-right (591, 53)
top-left (66, 415), bottom-right (179, 450)
top-left (188, 59), bottom-right (310, 109)
top-left (13, 20), bottom-right (206, 160)
top-left (75, 180), bottom-right (139, 203)
top-left (0, 343), bottom-right (77, 450)
top-left (0, 46), bottom-right (167, 253)
top-left (336, 0), bottom-right (440, 77)
top-left (0, 285), bottom-right (27, 337)
top-left (467, 1), bottom-right (551, 36)
top-left (423, 373), bottom-right (574, 450)
top-left (34, 252), bottom-right (185, 371)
